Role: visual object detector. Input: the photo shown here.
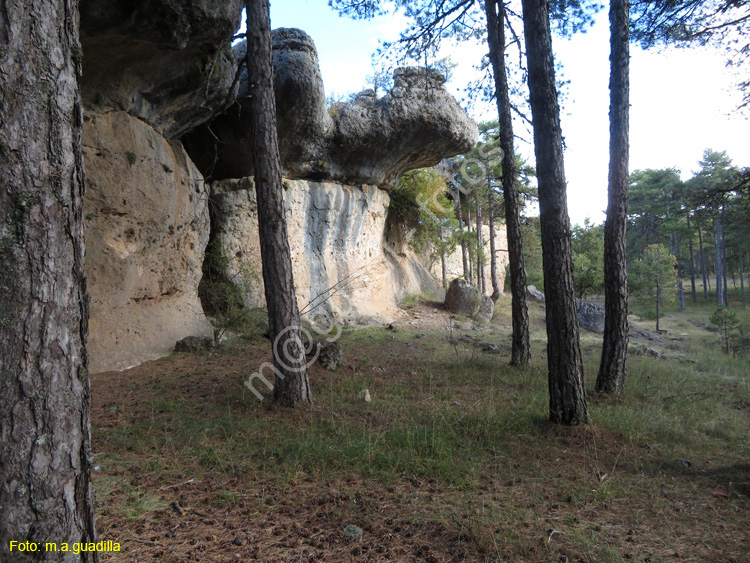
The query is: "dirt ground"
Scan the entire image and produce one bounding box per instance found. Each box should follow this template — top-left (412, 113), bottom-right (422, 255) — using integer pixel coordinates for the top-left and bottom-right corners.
top-left (90, 300), bottom-right (749, 563)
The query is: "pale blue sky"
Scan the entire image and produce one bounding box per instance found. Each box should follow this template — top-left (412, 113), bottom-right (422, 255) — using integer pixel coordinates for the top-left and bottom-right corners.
top-left (263, 1), bottom-right (749, 226)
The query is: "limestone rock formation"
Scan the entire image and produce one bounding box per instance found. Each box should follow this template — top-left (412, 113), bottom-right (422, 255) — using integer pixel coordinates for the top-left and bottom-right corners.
top-left (185, 29), bottom-right (332, 179)
top-left (83, 111), bottom-right (213, 373)
top-left (325, 67), bottom-right (479, 187)
top-left (184, 31), bottom-right (478, 187)
top-left (80, 0), bottom-right (244, 138)
top-left (205, 178), bottom-right (440, 323)
top-left (444, 278), bottom-right (482, 317)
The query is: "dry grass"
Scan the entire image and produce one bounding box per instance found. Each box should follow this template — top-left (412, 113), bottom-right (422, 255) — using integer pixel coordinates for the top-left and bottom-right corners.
top-left (91, 295), bottom-right (749, 562)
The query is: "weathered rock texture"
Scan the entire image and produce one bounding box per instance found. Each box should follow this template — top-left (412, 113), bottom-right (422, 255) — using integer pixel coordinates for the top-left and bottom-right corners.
top-left (83, 111), bottom-right (212, 373)
top-left (476, 296), bottom-right (495, 323)
top-left (185, 30), bottom-right (478, 187)
top-left (432, 223), bottom-right (509, 293)
top-left (206, 178), bottom-right (441, 323)
top-left (576, 299), bottom-right (606, 333)
top-left (444, 278), bottom-right (482, 317)
top-left (80, 0), bottom-right (244, 138)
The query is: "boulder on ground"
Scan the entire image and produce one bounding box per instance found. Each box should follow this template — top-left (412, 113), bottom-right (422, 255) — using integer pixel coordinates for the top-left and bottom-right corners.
top-left (174, 336), bottom-right (214, 353)
top-left (475, 296), bottom-right (495, 324)
top-left (444, 279), bottom-right (482, 317)
top-left (526, 285), bottom-right (545, 303)
top-left (576, 299), bottom-right (606, 333)
top-left (318, 342), bottom-right (343, 371)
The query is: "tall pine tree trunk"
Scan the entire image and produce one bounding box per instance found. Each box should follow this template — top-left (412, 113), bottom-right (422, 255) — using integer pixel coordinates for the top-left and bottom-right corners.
top-left (715, 216), bottom-right (725, 307)
top-left (440, 228), bottom-right (448, 289)
top-left (476, 189), bottom-right (485, 294)
top-left (522, 0), bottom-right (588, 424)
top-left (485, 0), bottom-right (530, 364)
top-left (698, 225), bottom-right (708, 298)
top-left (687, 215), bottom-right (697, 303)
top-left (596, 0), bottom-right (630, 395)
top-left (0, 1), bottom-right (98, 560)
top-left (656, 278), bottom-right (661, 332)
top-left (467, 206), bottom-right (475, 283)
top-left (455, 189), bottom-right (470, 279)
top-left (246, 0), bottom-right (311, 406)
top-left (740, 250), bottom-right (746, 307)
top-left (488, 187), bottom-right (501, 302)
top-left (722, 225), bottom-right (729, 305)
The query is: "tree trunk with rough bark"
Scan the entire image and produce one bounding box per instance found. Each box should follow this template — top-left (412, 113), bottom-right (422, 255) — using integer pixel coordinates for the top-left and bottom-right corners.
top-left (687, 215), bottom-right (697, 303)
top-left (440, 228), bottom-right (447, 289)
top-left (722, 227), bottom-right (729, 305)
top-left (485, 0), bottom-right (530, 364)
top-left (740, 250), bottom-right (746, 306)
top-left (698, 225), bottom-right (708, 298)
top-left (246, 0), bottom-right (311, 407)
top-left (656, 278), bottom-right (662, 331)
top-left (487, 186), bottom-right (501, 302)
top-left (476, 189), bottom-right (485, 294)
top-left (455, 188), bottom-right (470, 280)
top-left (522, 0), bottom-right (588, 424)
top-left (715, 216), bottom-right (725, 307)
top-left (467, 207), bottom-right (474, 283)
top-left (596, 0), bottom-right (630, 395)
top-left (0, 1), bottom-right (98, 560)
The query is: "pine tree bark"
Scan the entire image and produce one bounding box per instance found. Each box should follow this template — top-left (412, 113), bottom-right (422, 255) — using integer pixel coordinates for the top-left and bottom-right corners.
top-left (722, 227), bottom-right (729, 305)
top-left (467, 207), bottom-right (475, 283)
top-left (687, 215), bottom-right (697, 303)
top-left (455, 189), bottom-right (470, 279)
top-left (485, 0), bottom-right (530, 364)
top-left (246, 0), bottom-right (311, 406)
top-left (522, 0), bottom-right (588, 424)
top-left (476, 188), bottom-right (485, 294)
top-left (0, 1), bottom-right (98, 560)
top-left (740, 250), bottom-right (746, 306)
top-left (596, 0), bottom-right (630, 395)
top-left (440, 228), bottom-right (448, 289)
top-left (487, 187), bottom-right (501, 302)
top-left (698, 225), bottom-right (708, 298)
top-left (715, 215), bottom-right (725, 307)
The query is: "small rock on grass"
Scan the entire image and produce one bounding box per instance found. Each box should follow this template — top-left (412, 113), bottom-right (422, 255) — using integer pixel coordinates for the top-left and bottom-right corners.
top-left (174, 335), bottom-right (214, 353)
top-left (358, 389), bottom-right (371, 403)
top-left (343, 524), bottom-right (363, 539)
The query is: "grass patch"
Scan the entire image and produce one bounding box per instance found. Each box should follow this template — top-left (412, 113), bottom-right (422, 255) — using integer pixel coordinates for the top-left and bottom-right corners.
top-left (90, 297), bottom-right (750, 562)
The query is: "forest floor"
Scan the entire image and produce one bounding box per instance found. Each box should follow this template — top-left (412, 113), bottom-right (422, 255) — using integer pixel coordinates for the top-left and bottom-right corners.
top-left (91, 294), bottom-right (749, 563)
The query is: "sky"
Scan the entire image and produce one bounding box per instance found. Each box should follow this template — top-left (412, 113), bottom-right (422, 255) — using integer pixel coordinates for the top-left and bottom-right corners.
top-left (265, 1), bottom-right (749, 226)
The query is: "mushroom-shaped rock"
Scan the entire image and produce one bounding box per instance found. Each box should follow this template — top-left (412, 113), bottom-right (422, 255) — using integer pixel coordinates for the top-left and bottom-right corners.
top-left (80, 0), bottom-right (244, 138)
top-left (184, 31), bottom-right (478, 187)
top-left (326, 68), bottom-right (478, 188)
top-left (184, 29), bottom-right (332, 179)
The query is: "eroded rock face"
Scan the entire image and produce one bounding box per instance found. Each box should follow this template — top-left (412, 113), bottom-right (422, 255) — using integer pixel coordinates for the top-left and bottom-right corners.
top-left (185, 29), bottom-right (332, 179)
top-left (205, 178), bottom-right (440, 323)
top-left (83, 111), bottom-right (213, 373)
top-left (80, 0), bottom-right (244, 138)
top-left (185, 30), bottom-right (478, 188)
top-left (327, 68), bottom-right (478, 187)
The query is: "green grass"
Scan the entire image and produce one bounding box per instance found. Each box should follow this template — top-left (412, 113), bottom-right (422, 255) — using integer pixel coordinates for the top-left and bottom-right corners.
top-left (91, 294), bottom-right (750, 562)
